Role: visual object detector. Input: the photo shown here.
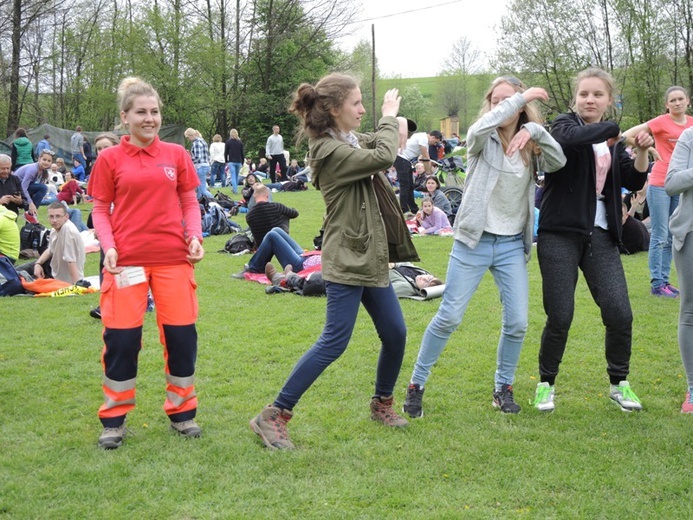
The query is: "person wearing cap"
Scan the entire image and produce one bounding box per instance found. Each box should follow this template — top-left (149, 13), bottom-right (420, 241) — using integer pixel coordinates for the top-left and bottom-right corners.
top-left (394, 129), bottom-right (442, 214)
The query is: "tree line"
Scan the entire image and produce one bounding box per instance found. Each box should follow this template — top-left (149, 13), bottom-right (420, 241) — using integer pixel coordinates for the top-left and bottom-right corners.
top-left (2, 0), bottom-right (692, 156)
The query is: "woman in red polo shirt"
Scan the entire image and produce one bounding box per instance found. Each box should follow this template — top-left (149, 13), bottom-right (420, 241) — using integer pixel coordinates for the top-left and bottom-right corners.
top-left (90, 77), bottom-right (204, 449)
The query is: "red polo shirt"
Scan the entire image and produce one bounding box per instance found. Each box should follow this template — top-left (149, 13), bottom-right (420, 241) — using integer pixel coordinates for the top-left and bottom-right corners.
top-left (90, 135), bottom-right (200, 266)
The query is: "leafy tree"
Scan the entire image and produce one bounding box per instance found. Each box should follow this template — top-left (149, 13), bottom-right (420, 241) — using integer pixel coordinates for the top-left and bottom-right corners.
top-left (399, 85), bottom-right (432, 131)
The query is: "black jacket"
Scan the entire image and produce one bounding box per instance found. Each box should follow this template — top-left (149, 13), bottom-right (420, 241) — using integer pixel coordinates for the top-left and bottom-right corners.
top-left (539, 113), bottom-right (648, 245)
top-left (224, 138), bottom-right (244, 164)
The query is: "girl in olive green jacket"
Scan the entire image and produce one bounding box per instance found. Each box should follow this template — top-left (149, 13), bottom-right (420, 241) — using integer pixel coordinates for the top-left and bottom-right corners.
top-left (251, 74), bottom-right (413, 450)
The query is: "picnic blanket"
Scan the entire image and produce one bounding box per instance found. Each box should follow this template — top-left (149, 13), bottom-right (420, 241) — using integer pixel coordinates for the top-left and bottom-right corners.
top-left (243, 263), bottom-right (323, 285)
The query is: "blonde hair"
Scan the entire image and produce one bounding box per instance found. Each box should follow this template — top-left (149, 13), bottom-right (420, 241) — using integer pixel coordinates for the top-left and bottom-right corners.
top-left (213, 134), bottom-right (222, 142)
top-left (478, 76), bottom-right (543, 165)
top-left (184, 128), bottom-right (200, 139)
top-left (94, 133), bottom-right (119, 149)
top-left (289, 73), bottom-right (359, 140)
top-left (118, 77), bottom-right (161, 114)
top-left (571, 68), bottom-right (616, 119)
top-left (230, 129), bottom-right (240, 140)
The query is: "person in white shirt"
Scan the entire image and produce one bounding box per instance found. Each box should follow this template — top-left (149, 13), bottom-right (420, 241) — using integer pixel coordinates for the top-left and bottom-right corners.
top-left (394, 130), bottom-right (442, 214)
top-left (265, 125), bottom-right (287, 183)
top-left (209, 134), bottom-right (227, 188)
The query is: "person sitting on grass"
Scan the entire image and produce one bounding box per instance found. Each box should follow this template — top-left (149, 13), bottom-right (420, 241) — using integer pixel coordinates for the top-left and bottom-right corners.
top-left (16, 202), bottom-right (85, 284)
top-left (0, 205), bottom-right (20, 263)
top-left (57, 171), bottom-right (84, 205)
top-left (71, 157), bottom-right (86, 182)
top-left (243, 227), bottom-right (321, 278)
top-left (422, 175), bottom-right (452, 217)
top-left (414, 197), bottom-right (451, 235)
top-left (232, 184), bottom-right (299, 278)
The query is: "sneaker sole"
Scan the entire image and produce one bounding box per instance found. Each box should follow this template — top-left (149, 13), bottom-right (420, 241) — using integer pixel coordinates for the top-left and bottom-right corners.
top-left (170, 426), bottom-right (201, 438)
top-left (610, 397), bottom-right (642, 412)
top-left (535, 404), bottom-right (555, 412)
top-left (98, 438), bottom-right (123, 449)
top-left (492, 400), bottom-right (521, 414)
top-left (402, 406), bottom-right (423, 419)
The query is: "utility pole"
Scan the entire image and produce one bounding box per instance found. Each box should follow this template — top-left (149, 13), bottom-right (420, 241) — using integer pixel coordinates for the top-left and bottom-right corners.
top-left (371, 24), bottom-right (376, 132)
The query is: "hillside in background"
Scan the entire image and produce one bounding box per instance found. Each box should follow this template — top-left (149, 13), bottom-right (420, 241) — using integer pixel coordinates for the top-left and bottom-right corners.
top-left (377, 74), bottom-right (494, 136)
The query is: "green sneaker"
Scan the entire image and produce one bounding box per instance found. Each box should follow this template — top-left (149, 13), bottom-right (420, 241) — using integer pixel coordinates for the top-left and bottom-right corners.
top-left (610, 381), bottom-right (642, 411)
top-left (531, 382), bottom-right (555, 412)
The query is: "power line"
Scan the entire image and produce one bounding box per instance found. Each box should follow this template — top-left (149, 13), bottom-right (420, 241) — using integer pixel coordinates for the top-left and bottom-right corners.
top-left (347, 0), bottom-right (465, 25)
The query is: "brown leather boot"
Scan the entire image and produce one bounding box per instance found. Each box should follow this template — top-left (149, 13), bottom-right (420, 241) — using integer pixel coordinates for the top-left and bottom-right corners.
top-left (370, 395), bottom-right (408, 427)
top-left (265, 263), bottom-right (284, 285)
top-left (250, 405), bottom-right (295, 450)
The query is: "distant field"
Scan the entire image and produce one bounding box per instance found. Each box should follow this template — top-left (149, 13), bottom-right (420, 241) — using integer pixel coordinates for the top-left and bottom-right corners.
top-left (378, 74), bottom-right (494, 134)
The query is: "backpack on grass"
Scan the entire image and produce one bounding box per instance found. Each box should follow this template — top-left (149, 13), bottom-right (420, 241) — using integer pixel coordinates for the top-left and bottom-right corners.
top-left (201, 204), bottom-right (240, 235)
top-left (0, 256), bottom-right (24, 296)
top-left (19, 222), bottom-right (49, 255)
top-left (220, 231), bottom-right (253, 254)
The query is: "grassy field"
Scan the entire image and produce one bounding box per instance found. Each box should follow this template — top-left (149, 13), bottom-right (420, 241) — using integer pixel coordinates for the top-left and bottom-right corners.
top-left (1, 185), bottom-right (690, 518)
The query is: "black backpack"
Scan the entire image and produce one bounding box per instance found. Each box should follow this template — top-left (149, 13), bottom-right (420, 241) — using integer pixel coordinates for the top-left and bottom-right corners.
top-left (221, 231), bottom-right (253, 254)
top-left (214, 191), bottom-right (235, 210)
top-left (20, 222), bottom-right (50, 254)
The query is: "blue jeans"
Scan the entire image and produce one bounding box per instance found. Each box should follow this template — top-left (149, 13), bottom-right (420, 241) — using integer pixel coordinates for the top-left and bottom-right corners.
top-left (274, 281), bottom-right (407, 410)
top-left (28, 182), bottom-right (48, 207)
top-left (647, 185), bottom-right (679, 289)
top-left (248, 228), bottom-right (306, 273)
top-left (72, 153), bottom-right (86, 169)
top-left (67, 208), bottom-right (88, 232)
top-left (411, 233), bottom-right (528, 389)
top-left (210, 162), bottom-right (226, 188)
top-left (195, 165), bottom-right (213, 199)
top-left (227, 162), bottom-right (242, 194)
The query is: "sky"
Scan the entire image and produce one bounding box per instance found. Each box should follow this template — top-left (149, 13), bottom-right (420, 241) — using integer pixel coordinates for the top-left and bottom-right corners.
top-left (336, 0), bottom-right (509, 78)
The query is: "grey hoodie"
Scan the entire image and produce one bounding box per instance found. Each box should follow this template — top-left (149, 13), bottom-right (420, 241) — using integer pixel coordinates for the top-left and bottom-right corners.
top-left (454, 92), bottom-right (566, 258)
top-left (665, 126), bottom-right (693, 250)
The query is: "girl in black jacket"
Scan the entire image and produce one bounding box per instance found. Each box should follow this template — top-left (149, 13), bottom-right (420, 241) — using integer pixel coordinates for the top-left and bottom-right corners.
top-left (533, 68), bottom-right (654, 413)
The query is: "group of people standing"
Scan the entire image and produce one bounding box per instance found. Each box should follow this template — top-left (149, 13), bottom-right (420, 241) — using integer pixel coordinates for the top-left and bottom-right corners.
top-left (47, 66), bottom-right (690, 451)
top-left (249, 66), bottom-right (692, 452)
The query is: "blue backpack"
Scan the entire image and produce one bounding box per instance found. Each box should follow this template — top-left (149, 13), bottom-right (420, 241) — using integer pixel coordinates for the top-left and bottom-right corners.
top-left (201, 204), bottom-right (240, 235)
top-left (0, 256), bottom-right (23, 296)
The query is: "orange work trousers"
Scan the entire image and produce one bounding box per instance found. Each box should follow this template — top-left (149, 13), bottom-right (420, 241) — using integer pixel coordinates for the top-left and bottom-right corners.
top-left (98, 263), bottom-right (199, 427)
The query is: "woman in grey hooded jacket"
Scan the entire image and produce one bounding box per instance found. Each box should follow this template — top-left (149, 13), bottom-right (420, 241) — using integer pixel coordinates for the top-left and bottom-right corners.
top-left (665, 126), bottom-right (693, 413)
top-left (403, 76), bottom-right (565, 418)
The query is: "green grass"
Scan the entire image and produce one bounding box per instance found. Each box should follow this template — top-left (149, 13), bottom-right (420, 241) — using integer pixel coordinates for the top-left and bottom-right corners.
top-left (1, 186), bottom-right (690, 518)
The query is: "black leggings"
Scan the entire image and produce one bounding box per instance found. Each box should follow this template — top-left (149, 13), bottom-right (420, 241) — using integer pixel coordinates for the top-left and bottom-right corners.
top-left (537, 229), bottom-right (633, 385)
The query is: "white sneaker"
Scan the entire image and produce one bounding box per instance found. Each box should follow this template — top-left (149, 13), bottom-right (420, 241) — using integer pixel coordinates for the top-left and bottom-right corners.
top-left (532, 382), bottom-right (555, 412)
top-left (609, 381), bottom-right (642, 411)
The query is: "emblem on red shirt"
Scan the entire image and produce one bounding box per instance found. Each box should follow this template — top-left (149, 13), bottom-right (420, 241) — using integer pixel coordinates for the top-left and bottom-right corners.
top-left (164, 167), bottom-right (176, 180)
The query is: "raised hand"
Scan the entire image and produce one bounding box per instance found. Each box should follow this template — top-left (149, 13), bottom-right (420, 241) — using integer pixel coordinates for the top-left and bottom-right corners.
top-left (382, 89), bottom-right (401, 118)
top-left (522, 87), bottom-right (549, 104)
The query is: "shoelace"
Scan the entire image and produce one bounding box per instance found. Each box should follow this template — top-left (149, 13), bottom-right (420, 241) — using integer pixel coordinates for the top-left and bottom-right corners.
top-left (531, 386), bottom-right (551, 406)
top-left (618, 385), bottom-right (641, 404)
top-left (408, 387), bottom-right (423, 406)
top-left (270, 414), bottom-right (290, 440)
